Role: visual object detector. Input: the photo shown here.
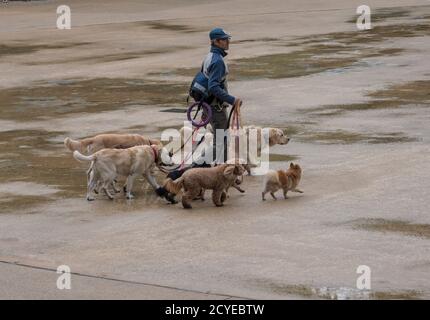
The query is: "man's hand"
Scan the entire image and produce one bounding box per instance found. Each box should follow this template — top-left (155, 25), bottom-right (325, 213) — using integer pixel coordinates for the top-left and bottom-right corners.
top-left (234, 98), bottom-right (243, 107)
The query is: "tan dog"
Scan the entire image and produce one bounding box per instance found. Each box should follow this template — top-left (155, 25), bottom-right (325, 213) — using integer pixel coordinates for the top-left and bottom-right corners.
top-left (65, 134), bottom-right (162, 154)
top-left (164, 164), bottom-right (244, 209)
top-left (244, 126), bottom-right (290, 148)
top-left (244, 126), bottom-right (290, 175)
top-left (180, 125), bottom-right (290, 176)
top-left (262, 163), bottom-right (303, 201)
top-left (73, 145), bottom-right (163, 201)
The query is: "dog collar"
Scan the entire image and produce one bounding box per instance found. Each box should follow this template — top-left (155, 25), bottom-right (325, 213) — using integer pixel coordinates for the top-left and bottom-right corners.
top-left (151, 145), bottom-right (158, 163)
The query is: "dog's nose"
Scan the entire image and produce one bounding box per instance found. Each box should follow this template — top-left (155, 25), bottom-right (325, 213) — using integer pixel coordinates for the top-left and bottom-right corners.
top-left (168, 151), bottom-right (173, 158)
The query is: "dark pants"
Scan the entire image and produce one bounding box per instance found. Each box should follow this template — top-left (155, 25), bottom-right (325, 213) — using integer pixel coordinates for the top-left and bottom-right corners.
top-left (209, 105), bottom-right (229, 163)
top-left (167, 162), bottom-right (211, 181)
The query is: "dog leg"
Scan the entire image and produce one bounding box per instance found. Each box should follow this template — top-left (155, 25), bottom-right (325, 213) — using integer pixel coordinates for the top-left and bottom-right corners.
top-left (103, 184), bottom-right (115, 200)
top-left (293, 189), bottom-right (304, 193)
top-left (262, 191), bottom-right (267, 201)
top-left (232, 184), bottom-right (245, 193)
top-left (283, 188), bottom-right (289, 199)
top-left (87, 172), bottom-right (98, 201)
top-left (111, 181), bottom-right (121, 193)
top-left (125, 175), bottom-right (138, 200)
top-left (144, 171), bottom-right (160, 190)
top-left (220, 191), bottom-right (227, 203)
top-left (181, 192), bottom-right (194, 209)
top-left (194, 188), bottom-right (205, 201)
top-left (212, 189), bottom-right (224, 207)
top-left (270, 192), bottom-right (277, 200)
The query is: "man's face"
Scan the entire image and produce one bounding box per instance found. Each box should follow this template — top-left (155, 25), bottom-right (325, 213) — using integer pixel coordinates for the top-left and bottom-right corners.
top-left (214, 38), bottom-right (230, 50)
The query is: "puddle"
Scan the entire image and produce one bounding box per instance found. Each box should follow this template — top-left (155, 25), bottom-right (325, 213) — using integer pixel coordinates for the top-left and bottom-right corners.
top-left (352, 218), bottom-right (430, 239)
top-left (170, 45), bottom-right (403, 81)
top-left (300, 23), bottom-right (430, 46)
top-left (0, 42), bottom-right (91, 58)
top-left (139, 21), bottom-right (200, 33)
top-left (24, 46), bottom-right (193, 66)
top-left (0, 181), bottom-right (59, 197)
top-left (297, 130), bottom-right (417, 144)
top-left (0, 130), bottom-right (85, 212)
top-left (0, 78), bottom-right (188, 121)
top-left (0, 128), bottom-right (174, 213)
top-left (161, 21), bottom-right (430, 81)
top-left (346, 7), bottom-right (411, 23)
top-left (269, 154), bottom-right (299, 162)
top-left (256, 280), bottom-right (422, 299)
top-left (232, 37), bottom-right (281, 44)
top-left (306, 80), bottom-right (430, 116)
top-left (0, 195), bottom-right (54, 214)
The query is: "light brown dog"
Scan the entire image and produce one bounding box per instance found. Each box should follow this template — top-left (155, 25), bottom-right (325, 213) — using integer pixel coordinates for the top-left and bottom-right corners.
top-left (262, 163), bottom-right (303, 201)
top-left (65, 134), bottom-right (162, 154)
top-left (73, 144), bottom-right (163, 201)
top-left (244, 125), bottom-right (290, 175)
top-left (164, 164), bottom-right (244, 209)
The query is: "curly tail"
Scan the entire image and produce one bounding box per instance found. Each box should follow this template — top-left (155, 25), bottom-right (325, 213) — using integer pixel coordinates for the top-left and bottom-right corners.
top-left (73, 150), bottom-right (95, 162)
top-left (64, 137), bottom-right (82, 152)
top-left (163, 177), bottom-right (184, 195)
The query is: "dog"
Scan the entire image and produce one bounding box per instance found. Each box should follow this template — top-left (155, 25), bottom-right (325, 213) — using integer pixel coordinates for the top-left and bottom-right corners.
top-left (73, 144), bottom-right (163, 201)
top-left (243, 126), bottom-right (290, 174)
top-left (262, 162), bottom-right (303, 201)
top-left (178, 124), bottom-right (289, 176)
top-left (164, 163), bottom-right (244, 209)
top-left (64, 133), bottom-right (162, 154)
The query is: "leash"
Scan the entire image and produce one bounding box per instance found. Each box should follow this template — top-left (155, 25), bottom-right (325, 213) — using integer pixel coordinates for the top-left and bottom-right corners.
top-left (159, 126), bottom-right (205, 173)
top-left (229, 100), bottom-right (242, 162)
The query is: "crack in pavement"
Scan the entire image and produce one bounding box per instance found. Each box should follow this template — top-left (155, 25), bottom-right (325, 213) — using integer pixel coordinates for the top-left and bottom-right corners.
top-left (0, 260), bottom-right (250, 300)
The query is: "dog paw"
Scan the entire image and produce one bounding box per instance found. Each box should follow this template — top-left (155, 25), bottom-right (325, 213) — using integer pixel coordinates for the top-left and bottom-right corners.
top-left (87, 197), bottom-right (95, 201)
top-left (126, 194), bottom-right (134, 200)
top-left (165, 193), bottom-right (177, 204)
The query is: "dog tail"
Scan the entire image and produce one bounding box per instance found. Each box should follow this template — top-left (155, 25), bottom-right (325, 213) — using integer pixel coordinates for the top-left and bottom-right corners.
top-left (73, 150), bottom-right (95, 163)
top-left (163, 177), bottom-right (184, 195)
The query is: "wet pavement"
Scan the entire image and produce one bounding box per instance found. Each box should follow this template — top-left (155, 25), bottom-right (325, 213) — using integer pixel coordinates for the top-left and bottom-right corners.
top-left (0, 0), bottom-right (429, 299)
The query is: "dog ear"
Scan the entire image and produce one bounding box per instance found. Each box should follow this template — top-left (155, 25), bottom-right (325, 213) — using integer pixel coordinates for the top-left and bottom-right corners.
top-left (233, 164), bottom-right (243, 175)
top-left (223, 165), bottom-right (235, 178)
top-left (290, 162), bottom-right (294, 168)
top-left (268, 128), bottom-right (275, 146)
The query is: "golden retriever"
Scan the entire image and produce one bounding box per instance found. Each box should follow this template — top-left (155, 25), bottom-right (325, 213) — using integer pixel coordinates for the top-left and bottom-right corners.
top-left (73, 144), bottom-right (163, 201)
top-left (64, 133), bottom-right (162, 154)
top-left (164, 164), bottom-right (244, 209)
top-left (178, 125), bottom-right (290, 176)
top-left (262, 162), bottom-right (303, 201)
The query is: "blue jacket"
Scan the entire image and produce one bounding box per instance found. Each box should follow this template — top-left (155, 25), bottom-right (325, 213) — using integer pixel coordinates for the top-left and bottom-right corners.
top-left (202, 46), bottom-right (236, 105)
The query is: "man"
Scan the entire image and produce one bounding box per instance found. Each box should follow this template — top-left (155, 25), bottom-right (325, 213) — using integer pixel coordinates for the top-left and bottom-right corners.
top-left (156, 28), bottom-right (242, 203)
top-left (203, 27), bottom-right (242, 163)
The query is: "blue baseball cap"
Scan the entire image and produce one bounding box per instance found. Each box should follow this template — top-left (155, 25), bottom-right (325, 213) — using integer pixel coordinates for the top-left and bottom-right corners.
top-left (209, 28), bottom-right (231, 40)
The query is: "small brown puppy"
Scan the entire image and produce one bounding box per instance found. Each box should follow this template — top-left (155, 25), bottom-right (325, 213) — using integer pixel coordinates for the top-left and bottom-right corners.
top-left (165, 164), bottom-right (244, 209)
top-left (262, 163), bottom-right (303, 201)
top-left (65, 134), bottom-right (162, 154)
